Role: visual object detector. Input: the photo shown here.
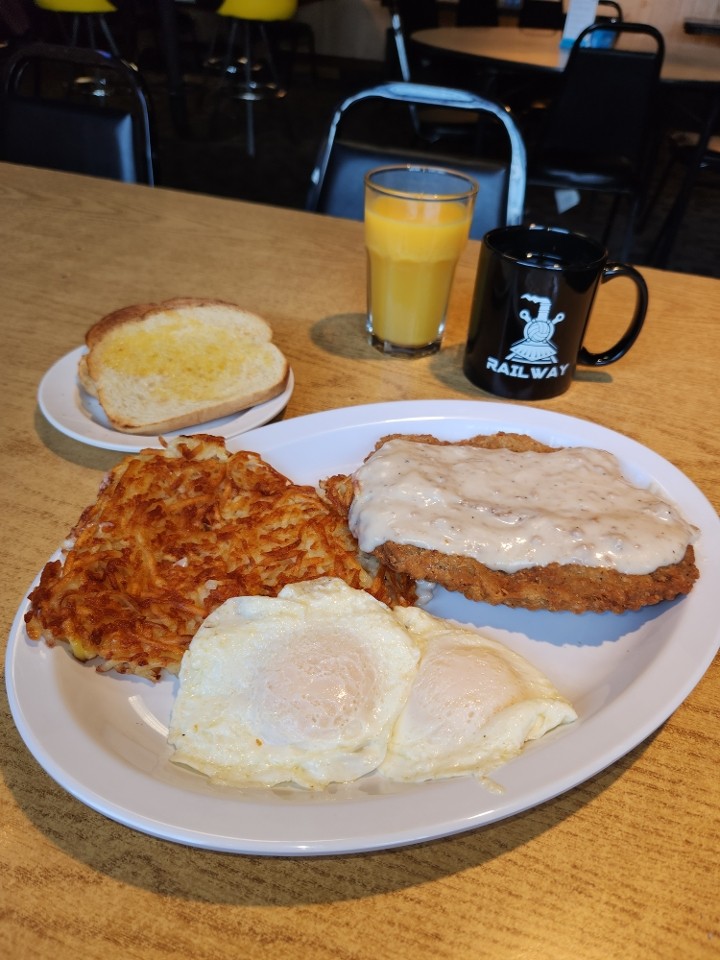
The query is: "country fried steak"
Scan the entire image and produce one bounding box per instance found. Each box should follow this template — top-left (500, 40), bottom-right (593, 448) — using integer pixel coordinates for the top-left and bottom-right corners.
top-left (25, 435), bottom-right (417, 680)
top-left (322, 432), bottom-right (700, 615)
top-left (372, 540), bottom-right (699, 614)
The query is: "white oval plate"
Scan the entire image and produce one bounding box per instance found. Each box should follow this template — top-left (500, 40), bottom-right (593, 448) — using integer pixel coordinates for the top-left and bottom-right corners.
top-left (6, 400), bottom-right (720, 855)
top-left (37, 346), bottom-right (295, 451)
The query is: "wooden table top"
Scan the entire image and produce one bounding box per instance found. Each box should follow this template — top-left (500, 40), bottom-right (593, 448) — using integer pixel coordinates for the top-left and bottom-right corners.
top-left (413, 25), bottom-right (720, 84)
top-left (1, 162), bottom-right (718, 960)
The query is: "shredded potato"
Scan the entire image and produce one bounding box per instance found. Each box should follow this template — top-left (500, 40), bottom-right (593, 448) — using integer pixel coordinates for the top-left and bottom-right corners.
top-left (25, 435), bottom-right (417, 680)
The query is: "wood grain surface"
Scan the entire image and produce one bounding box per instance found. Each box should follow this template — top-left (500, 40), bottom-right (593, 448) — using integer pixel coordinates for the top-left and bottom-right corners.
top-left (1, 163), bottom-right (718, 960)
top-left (412, 25), bottom-right (720, 84)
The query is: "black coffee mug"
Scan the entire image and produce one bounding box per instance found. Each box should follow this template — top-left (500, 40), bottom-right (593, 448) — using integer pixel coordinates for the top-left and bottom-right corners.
top-left (463, 225), bottom-right (648, 400)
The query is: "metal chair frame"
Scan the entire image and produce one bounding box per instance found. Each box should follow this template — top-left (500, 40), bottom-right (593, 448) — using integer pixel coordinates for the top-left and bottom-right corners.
top-left (596, 1), bottom-right (623, 21)
top-left (206, 1), bottom-right (302, 157)
top-left (34, 1), bottom-right (120, 56)
top-left (1, 41), bottom-right (155, 185)
top-left (65, 11), bottom-right (119, 54)
top-left (307, 81), bottom-right (527, 238)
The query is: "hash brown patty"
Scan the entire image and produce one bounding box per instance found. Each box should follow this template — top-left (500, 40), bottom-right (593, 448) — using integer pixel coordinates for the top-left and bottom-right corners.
top-left (25, 435), bottom-right (417, 680)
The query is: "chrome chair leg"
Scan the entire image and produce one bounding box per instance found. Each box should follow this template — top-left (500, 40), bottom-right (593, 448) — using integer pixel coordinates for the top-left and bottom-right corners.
top-left (98, 14), bottom-right (119, 56)
top-left (243, 23), bottom-right (255, 156)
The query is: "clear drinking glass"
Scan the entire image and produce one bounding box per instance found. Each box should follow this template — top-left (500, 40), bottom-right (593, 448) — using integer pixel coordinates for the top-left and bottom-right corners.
top-left (364, 165), bottom-right (478, 357)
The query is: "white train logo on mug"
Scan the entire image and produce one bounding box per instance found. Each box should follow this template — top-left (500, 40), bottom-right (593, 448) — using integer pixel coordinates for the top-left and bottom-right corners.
top-left (486, 293), bottom-right (570, 381)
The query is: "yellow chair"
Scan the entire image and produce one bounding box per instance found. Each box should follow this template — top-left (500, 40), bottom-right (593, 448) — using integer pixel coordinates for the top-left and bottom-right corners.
top-left (217, 0), bottom-right (297, 20)
top-left (33, 1), bottom-right (119, 56)
top-left (213, 0), bottom-right (299, 156)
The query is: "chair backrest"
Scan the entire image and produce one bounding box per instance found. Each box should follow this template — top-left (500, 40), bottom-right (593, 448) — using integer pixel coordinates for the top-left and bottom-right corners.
top-left (518, 0), bottom-right (565, 30)
top-left (596, 0), bottom-right (623, 20)
top-left (306, 82), bottom-right (527, 240)
top-left (538, 21), bottom-right (664, 171)
top-left (590, 0), bottom-right (623, 48)
top-left (0, 41), bottom-right (155, 184)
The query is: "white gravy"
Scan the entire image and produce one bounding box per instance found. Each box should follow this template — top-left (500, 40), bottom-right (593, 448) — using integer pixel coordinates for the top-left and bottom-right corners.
top-left (348, 439), bottom-right (697, 575)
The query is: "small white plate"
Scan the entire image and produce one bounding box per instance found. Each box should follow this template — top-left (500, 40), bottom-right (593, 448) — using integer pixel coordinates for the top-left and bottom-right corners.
top-left (37, 346), bottom-right (295, 452)
top-left (7, 400), bottom-right (720, 856)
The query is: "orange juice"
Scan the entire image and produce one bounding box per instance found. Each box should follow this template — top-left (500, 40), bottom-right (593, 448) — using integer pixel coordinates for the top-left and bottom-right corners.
top-left (365, 192), bottom-right (473, 350)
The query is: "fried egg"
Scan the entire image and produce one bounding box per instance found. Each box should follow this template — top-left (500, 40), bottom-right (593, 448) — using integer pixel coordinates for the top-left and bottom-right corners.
top-left (167, 577), bottom-right (421, 788)
top-left (378, 607), bottom-right (577, 783)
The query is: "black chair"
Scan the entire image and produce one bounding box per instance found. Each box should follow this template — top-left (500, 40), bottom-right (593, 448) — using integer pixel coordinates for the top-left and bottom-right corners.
top-left (0, 41), bottom-right (155, 184)
top-left (646, 123), bottom-right (720, 267)
top-left (590, 1), bottom-right (623, 47)
top-left (306, 81), bottom-right (527, 241)
top-left (650, 129), bottom-right (720, 205)
top-left (518, 0), bottom-right (565, 30)
top-left (526, 20), bottom-right (664, 259)
top-left (597, 1), bottom-right (623, 20)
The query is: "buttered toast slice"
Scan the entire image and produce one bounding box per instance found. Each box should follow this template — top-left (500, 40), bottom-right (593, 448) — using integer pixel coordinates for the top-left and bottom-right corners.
top-left (79, 297), bottom-right (289, 434)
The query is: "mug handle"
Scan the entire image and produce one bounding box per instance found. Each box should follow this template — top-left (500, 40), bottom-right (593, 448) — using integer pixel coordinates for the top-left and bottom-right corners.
top-left (578, 263), bottom-right (648, 366)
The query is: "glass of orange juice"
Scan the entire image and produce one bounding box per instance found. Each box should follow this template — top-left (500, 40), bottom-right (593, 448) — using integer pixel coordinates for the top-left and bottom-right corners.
top-left (364, 165), bottom-right (478, 357)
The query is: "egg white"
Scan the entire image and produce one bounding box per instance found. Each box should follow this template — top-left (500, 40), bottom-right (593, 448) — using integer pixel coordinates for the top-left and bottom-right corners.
top-left (168, 577), bottom-right (421, 788)
top-left (378, 606), bottom-right (577, 783)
